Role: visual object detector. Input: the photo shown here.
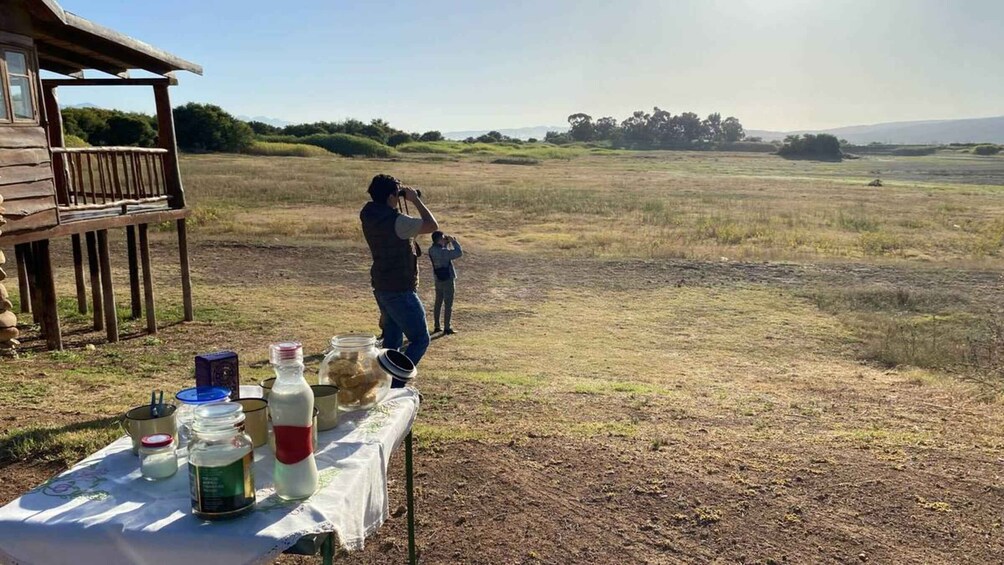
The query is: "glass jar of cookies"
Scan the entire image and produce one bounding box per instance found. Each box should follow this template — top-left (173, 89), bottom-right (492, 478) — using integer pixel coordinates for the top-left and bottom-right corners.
top-left (318, 334), bottom-right (389, 411)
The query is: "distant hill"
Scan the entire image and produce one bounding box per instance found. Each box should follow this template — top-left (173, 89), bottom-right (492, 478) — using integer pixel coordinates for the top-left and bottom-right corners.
top-left (236, 115), bottom-right (293, 127)
top-left (444, 125), bottom-right (567, 141)
top-left (748, 116), bottom-right (1004, 145)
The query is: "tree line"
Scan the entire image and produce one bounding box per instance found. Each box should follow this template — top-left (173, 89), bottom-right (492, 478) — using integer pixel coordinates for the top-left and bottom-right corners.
top-left (63, 103), bottom-right (446, 153)
top-left (248, 119), bottom-right (443, 146)
top-left (547, 108), bottom-right (747, 149)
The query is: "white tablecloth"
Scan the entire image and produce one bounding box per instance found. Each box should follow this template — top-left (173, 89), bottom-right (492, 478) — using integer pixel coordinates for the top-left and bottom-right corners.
top-left (0, 388), bottom-right (419, 565)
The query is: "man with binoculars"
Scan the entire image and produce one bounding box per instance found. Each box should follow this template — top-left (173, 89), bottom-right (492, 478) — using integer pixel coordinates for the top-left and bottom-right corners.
top-left (360, 174), bottom-right (438, 365)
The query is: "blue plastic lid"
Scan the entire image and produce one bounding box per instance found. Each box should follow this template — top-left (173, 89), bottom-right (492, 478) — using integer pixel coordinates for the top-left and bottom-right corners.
top-left (175, 386), bottom-right (230, 404)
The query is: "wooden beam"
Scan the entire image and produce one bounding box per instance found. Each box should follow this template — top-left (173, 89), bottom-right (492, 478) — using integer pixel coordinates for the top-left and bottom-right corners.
top-left (34, 40), bottom-right (129, 78)
top-left (0, 208), bottom-right (58, 234)
top-left (36, 54), bottom-right (84, 77)
top-left (0, 180), bottom-right (56, 201)
top-left (153, 84), bottom-right (186, 209)
top-left (71, 234), bottom-right (87, 314)
top-left (0, 127), bottom-right (48, 149)
top-left (14, 244), bottom-right (31, 314)
top-left (85, 231), bottom-right (103, 331)
top-left (138, 224), bottom-right (156, 334)
top-left (126, 225), bottom-right (141, 319)
top-left (41, 83), bottom-right (70, 207)
top-left (42, 77), bottom-right (176, 88)
top-left (52, 147), bottom-right (168, 154)
top-left (0, 148), bottom-right (52, 168)
top-left (61, 13), bottom-right (203, 75)
top-left (0, 207), bottom-right (189, 247)
top-left (33, 240), bottom-right (62, 350)
top-left (177, 218), bottom-right (193, 322)
top-left (96, 229), bottom-right (118, 342)
top-left (0, 164), bottom-right (55, 186)
top-left (1, 199), bottom-right (57, 218)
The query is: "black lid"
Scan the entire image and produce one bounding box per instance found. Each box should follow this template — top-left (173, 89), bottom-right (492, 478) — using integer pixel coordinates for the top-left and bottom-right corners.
top-left (377, 350), bottom-right (417, 381)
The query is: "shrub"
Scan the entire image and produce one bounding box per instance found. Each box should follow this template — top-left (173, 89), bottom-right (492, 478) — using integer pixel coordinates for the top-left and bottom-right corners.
top-left (243, 141), bottom-right (331, 157)
top-left (256, 134), bottom-right (299, 143)
top-left (973, 144), bottom-right (1001, 156)
top-left (491, 157), bottom-right (539, 166)
top-left (173, 103), bottom-right (254, 153)
top-left (299, 133), bottom-right (394, 157)
top-left (105, 114), bottom-right (156, 147)
top-left (419, 131), bottom-right (444, 142)
top-left (387, 132), bottom-right (415, 147)
top-left (63, 134), bottom-right (90, 148)
top-left (777, 133), bottom-right (842, 161)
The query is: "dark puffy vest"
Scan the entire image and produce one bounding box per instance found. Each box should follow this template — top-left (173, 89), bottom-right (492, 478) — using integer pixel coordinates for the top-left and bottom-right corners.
top-left (360, 201), bottom-right (418, 291)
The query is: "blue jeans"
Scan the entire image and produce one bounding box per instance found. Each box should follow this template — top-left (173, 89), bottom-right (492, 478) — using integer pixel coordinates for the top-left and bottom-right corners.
top-left (374, 290), bottom-right (430, 365)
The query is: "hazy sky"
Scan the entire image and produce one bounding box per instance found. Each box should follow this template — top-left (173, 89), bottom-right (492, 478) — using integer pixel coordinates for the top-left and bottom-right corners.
top-left (53, 0), bottom-right (1004, 132)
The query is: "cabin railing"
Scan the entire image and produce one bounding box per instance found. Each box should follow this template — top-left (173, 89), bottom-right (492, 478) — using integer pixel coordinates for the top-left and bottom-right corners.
top-left (51, 147), bottom-right (171, 211)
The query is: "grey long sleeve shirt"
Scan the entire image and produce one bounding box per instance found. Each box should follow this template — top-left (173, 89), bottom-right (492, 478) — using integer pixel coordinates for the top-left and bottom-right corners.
top-left (427, 239), bottom-right (463, 281)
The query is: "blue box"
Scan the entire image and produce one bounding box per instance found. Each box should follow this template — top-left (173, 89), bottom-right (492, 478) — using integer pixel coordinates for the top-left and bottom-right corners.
top-left (195, 351), bottom-right (241, 400)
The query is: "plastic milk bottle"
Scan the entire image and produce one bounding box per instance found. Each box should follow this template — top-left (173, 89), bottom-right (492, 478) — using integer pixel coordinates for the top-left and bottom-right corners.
top-left (269, 342), bottom-right (318, 500)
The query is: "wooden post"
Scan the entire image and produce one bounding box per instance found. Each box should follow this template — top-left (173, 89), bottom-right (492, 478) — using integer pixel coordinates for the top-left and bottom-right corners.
top-left (126, 226), bottom-right (142, 319)
top-left (177, 218), bottom-right (194, 321)
top-left (153, 84), bottom-right (185, 209)
top-left (71, 234), bottom-right (87, 314)
top-left (14, 244), bottom-right (31, 314)
top-left (85, 231), bottom-right (104, 331)
top-left (96, 229), bottom-right (119, 342)
top-left (138, 224), bottom-right (157, 334)
top-left (33, 240), bottom-right (62, 350)
top-left (23, 244), bottom-right (42, 325)
top-left (41, 83), bottom-right (70, 208)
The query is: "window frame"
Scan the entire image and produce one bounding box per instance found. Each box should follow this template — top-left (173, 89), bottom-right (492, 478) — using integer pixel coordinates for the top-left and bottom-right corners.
top-left (0, 44), bottom-right (40, 126)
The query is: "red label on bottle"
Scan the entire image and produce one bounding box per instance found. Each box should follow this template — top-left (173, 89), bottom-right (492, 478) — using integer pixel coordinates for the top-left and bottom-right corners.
top-left (273, 425), bottom-right (313, 464)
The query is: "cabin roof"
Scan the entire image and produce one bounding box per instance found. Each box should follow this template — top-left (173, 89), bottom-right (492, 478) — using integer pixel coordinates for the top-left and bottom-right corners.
top-left (25, 0), bottom-right (203, 78)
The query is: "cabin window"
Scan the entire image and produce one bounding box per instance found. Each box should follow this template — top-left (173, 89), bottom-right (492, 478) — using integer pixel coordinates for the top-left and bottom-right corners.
top-left (0, 47), bottom-right (37, 123)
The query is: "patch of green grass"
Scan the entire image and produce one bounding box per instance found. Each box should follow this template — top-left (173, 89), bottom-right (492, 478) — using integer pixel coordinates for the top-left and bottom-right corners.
top-left (0, 418), bottom-right (121, 466)
top-left (243, 141), bottom-right (332, 158)
top-left (811, 286), bottom-right (969, 315)
top-left (0, 380), bottom-right (50, 404)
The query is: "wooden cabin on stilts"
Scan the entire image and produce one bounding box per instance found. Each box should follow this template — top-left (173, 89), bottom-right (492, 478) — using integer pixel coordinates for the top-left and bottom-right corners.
top-left (0, 0), bottom-right (202, 355)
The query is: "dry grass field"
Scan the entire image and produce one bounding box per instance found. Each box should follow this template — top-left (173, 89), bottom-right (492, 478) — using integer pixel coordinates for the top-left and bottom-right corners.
top-left (2, 148), bottom-right (1004, 563)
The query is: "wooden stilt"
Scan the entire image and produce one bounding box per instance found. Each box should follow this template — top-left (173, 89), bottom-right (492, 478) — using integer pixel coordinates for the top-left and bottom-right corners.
top-left (33, 240), bottom-right (62, 350)
top-left (85, 232), bottom-right (104, 331)
top-left (71, 234), bottom-right (87, 314)
top-left (177, 218), bottom-right (194, 322)
top-left (14, 244), bottom-right (31, 314)
top-left (23, 244), bottom-right (42, 326)
top-left (126, 226), bottom-right (142, 319)
top-left (96, 229), bottom-right (119, 342)
top-left (138, 224), bottom-right (157, 334)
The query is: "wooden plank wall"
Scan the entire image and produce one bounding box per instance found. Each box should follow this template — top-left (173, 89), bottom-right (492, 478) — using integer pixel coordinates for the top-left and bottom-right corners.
top-left (0, 127), bottom-right (58, 233)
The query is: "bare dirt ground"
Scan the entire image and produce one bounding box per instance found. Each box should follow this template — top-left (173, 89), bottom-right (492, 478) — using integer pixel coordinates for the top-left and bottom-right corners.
top-left (202, 240), bottom-right (1002, 565)
top-left (4, 235), bottom-right (1004, 565)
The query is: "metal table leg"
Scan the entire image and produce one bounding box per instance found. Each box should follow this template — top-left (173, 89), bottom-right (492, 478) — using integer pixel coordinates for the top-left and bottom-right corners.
top-left (322, 533), bottom-right (334, 565)
top-left (405, 431), bottom-right (417, 565)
